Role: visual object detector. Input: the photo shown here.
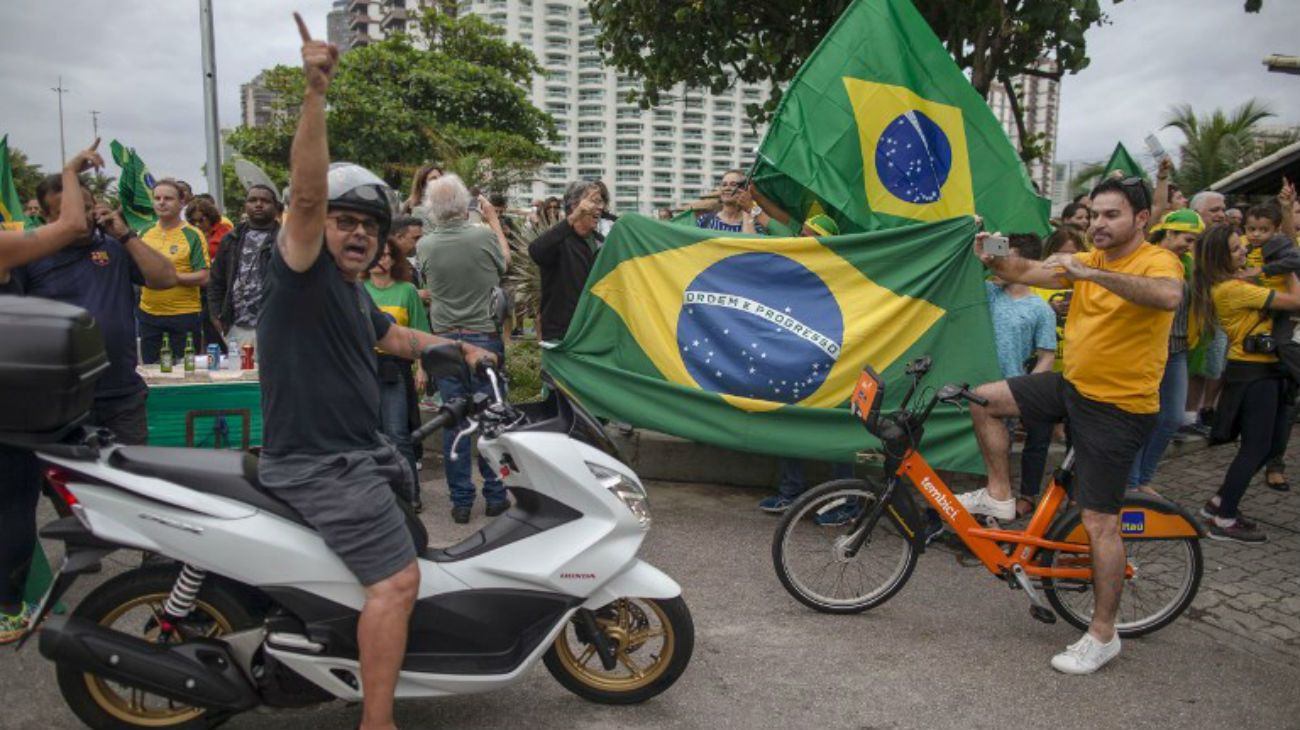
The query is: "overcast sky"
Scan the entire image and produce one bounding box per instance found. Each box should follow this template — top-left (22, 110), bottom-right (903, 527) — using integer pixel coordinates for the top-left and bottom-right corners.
top-left (2, 0), bottom-right (1298, 196)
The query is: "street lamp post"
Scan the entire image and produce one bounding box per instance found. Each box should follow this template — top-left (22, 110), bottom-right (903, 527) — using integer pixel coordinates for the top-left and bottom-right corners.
top-left (199, 0), bottom-right (224, 210)
top-left (50, 76), bottom-right (69, 164)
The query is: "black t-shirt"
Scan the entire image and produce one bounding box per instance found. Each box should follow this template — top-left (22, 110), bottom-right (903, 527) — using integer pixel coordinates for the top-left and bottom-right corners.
top-left (527, 219), bottom-right (598, 341)
top-left (257, 244), bottom-right (393, 456)
top-left (10, 231), bottom-right (147, 399)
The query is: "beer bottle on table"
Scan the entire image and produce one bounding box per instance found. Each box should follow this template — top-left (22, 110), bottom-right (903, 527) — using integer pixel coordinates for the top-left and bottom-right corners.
top-left (183, 333), bottom-right (196, 373)
top-left (159, 333), bottom-right (174, 373)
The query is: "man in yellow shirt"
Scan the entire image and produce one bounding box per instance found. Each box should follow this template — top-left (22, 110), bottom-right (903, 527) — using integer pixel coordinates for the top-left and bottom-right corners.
top-left (965, 177), bottom-right (1183, 675)
top-left (136, 179), bottom-right (210, 363)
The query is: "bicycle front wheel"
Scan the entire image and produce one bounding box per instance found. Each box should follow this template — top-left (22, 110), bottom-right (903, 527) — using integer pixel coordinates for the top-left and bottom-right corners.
top-left (772, 479), bottom-right (919, 614)
top-left (1040, 506), bottom-right (1203, 638)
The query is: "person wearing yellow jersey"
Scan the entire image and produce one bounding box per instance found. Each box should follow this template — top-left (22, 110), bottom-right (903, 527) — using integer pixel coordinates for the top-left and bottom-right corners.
top-left (136, 179), bottom-right (210, 363)
top-left (1240, 183), bottom-right (1299, 491)
top-left (1191, 225), bottom-right (1300, 544)
top-left (966, 176), bottom-right (1183, 674)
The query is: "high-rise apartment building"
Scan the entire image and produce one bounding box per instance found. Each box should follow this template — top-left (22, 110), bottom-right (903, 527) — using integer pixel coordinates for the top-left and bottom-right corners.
top-left (346, 0), bottom-right (767, 212)
top-left (327, 0), bottom-right (353, 52)
top-left (240, 72), bottom-right (280, 129)
top-left (986, 59), bottom-right (1060, 200)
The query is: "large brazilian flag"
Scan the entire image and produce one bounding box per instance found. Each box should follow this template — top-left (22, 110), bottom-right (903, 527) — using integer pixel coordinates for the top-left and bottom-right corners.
top-left (751, 0), bottom-right (1050, 237)
top-left (543, 215), bottom-right (1001, 472)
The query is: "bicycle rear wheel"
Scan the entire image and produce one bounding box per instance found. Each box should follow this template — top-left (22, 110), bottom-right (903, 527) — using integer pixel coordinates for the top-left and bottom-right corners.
top-left (1040, 506), bottom-right (1202, 638)
top-left (772, 479), bottom-right (919, 614)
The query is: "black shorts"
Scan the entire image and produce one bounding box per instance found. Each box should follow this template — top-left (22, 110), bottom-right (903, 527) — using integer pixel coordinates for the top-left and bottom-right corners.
top-left (1006, 372), bottom-right (1156, 514)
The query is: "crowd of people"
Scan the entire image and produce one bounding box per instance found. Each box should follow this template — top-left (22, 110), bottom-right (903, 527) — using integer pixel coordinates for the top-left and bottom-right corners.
top-left (0, 16), bottom-right (1296, 701)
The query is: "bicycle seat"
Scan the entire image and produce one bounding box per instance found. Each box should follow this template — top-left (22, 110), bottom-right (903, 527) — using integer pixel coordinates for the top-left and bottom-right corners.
top-left (108, 446), bottom-right (311, 528)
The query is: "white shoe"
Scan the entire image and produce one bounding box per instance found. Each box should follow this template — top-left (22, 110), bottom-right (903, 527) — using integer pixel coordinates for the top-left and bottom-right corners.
top-left (1050, 632), bottom-right (1121, 675)
top-left (956, 488), bottom-right (1016, 521)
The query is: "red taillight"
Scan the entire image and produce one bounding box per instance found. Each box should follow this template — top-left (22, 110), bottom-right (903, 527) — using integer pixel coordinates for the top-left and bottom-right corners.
top-left (45, 466), bottom-right (79, 507)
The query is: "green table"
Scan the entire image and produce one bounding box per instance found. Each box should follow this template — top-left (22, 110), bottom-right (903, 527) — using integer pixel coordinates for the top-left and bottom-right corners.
top-left (145, 380), bottom-right (264, 448)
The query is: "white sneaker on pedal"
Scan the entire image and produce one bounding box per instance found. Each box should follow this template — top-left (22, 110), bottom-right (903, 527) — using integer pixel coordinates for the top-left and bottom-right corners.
top-left (955, 488), bottom-right (1016, 521)
top-left (1050, 632), bottom-right (1121, 675)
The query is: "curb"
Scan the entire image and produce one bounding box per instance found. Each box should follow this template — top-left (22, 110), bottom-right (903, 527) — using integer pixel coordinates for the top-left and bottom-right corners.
top-left (608, 426), bottom-right (1214, 490)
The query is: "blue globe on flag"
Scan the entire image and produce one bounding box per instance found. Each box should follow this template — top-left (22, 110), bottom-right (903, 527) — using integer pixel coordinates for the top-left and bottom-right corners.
top-left (874, 110), bottom-right (953, 204)
top-left (677, 252), bottom-right (843, 404)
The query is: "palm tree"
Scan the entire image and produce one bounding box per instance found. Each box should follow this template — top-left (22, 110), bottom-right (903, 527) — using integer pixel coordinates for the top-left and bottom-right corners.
top-left (1162, 99), bottom-right (1275, 193)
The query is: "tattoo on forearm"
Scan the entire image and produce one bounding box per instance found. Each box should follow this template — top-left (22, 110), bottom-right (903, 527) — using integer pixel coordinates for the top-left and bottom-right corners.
top-left (22, 228), bottom-right (36, 240)
top-left (409, 332), bottom-right (420, 359)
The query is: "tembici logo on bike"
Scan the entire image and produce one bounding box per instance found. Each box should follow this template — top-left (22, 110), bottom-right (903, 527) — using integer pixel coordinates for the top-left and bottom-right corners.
top-left (921, 476), bottom-right (958, 519)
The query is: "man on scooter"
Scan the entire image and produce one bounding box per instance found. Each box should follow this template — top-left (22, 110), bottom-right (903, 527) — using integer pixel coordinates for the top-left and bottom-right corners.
top-left (256, 15), bottom-right (495, 730)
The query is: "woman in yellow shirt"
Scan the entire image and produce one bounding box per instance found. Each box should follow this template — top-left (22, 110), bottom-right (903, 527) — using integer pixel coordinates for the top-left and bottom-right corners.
top-left (1190, 224), bottom-right (1300, 543)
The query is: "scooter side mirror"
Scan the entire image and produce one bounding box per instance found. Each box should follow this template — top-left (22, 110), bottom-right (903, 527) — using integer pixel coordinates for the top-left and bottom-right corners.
top-left (419, 343), bottom-right (471, 386)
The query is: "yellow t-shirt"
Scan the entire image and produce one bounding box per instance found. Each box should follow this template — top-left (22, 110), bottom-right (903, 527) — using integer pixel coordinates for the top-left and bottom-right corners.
top-left (1212, 279), bottom-right (1276, 364)
top-left (139, 222), bottom-right (209, 316)
top-left (1062, 244), bottom-right (1183, 414)
top-left (1246, 239), bottom-right (1297, 294)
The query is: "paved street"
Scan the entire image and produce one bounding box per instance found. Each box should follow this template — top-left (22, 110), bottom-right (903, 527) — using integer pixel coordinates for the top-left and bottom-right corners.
top-left (4, 433), bottom-right (1300, 730)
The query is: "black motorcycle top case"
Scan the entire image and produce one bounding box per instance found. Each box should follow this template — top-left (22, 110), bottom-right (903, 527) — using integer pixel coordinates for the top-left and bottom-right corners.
top-left (0, 296), bottom-right (108, 435)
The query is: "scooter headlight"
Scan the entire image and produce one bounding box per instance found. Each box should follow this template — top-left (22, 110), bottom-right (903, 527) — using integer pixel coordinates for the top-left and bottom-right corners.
top-left (587, 462), bottom-right (651, 528)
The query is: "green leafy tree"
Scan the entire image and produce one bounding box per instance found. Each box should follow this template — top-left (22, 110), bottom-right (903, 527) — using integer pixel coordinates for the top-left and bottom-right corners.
top-left (229, 7), bottom-right (557, 196)
top-left (589, 0), bottom-right (1268, 161)
top-left (6, 145), bottom-right (45, 202)
top-left (1162, 99), bottom-right (1276, 193)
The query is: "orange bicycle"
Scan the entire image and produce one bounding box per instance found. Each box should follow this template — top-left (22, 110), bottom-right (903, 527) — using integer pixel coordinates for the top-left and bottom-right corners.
top-left (772, 357), bottom-right (1204, 637)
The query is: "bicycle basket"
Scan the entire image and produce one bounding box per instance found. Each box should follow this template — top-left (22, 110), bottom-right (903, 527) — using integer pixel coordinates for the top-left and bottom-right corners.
top-left (849, 366), bottom-right (884, 436)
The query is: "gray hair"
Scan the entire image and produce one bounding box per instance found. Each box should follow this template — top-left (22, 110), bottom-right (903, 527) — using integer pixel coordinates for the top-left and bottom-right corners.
top-left (563, 180), bottom-right (601, 214)
top-left (1189, 190), bottom-right (1224, 214)
top-left (423, 173), bottom-right (471, 224)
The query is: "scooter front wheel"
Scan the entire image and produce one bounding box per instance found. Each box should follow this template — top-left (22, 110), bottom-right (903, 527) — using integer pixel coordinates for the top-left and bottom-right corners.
top-left (544, 596), bottom-right (693, 704)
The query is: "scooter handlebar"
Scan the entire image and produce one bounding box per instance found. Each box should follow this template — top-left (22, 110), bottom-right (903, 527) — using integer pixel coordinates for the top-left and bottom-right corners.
top-left (410, 399), bottom-right (470, 442)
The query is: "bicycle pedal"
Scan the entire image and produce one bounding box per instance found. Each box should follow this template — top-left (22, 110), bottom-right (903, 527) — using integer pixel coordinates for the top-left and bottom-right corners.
top-left (1029, 605), bottom-right (1057, 625)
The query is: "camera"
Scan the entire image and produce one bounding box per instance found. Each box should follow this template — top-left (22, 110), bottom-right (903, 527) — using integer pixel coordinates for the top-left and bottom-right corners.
top-left (1243, 334), bottom-right (1278, 355)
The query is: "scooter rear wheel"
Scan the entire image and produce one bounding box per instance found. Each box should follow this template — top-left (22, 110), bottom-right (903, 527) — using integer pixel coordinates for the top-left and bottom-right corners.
top-left (54, 565), bottom-right (259, 730)
top-left (544, 596), bottom-right (693, 704)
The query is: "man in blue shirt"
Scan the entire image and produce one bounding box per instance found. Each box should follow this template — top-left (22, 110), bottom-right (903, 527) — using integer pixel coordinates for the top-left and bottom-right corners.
top-left (985, 233), bottom-right (1057, 516)
top-left (12, 174), bottom-right (178, 444)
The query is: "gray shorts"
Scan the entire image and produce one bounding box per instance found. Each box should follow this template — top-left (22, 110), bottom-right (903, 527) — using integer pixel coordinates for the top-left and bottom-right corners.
top-left (258, 441), bottom-right (417, 586)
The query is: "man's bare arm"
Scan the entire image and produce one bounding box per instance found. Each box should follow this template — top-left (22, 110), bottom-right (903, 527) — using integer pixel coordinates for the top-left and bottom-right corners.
top-left (1074, 267), bottom-right (1182, 311)
top-left (124, 235), bottom-right (179, 289)
top-left (376, 324), bottom-right (497, 370)
top-left (0, 140), bottom-right (101, 271)
top-left (279, 13), bottom-right (338, 273)
top-left (974, 232), bottom-right (1068, 288)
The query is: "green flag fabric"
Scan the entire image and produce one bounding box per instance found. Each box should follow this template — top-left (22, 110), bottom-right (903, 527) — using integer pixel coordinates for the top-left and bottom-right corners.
top-left (0, 135), bottom-right (28, 230)
top-left (1104, 142), bottom-right (1148, 181)
top-left (110, 140), bottom-right (157, 232)
top-left (669, 208), bottom-right (698, 227)
top-left (543, 214), bottom-right (1001, 472)
top-left (751, 0), bottom-right (1050, 238)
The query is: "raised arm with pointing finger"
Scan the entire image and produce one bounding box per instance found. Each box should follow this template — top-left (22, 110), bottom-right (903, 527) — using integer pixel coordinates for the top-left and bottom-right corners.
top-left (279, 12), bottom-right (339, 274)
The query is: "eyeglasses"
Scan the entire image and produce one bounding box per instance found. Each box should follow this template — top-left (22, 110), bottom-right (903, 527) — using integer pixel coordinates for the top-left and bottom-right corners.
top-left (328, 214), bottom-right (380, 237)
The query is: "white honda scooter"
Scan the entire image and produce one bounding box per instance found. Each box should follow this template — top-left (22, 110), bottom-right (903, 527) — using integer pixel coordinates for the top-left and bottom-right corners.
top-left (15, 340), bottom-right (693, 730)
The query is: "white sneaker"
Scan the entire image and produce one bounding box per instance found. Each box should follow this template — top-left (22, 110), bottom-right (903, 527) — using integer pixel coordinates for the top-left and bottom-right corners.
top-left (955, 488), bottom-right (1016, 521)
top-left (1050, 632), bottom-right (1121, 675)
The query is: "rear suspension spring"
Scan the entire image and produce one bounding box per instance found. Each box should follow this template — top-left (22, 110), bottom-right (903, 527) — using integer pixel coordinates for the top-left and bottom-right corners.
top-left (162, 563), bottom-right (208, 621)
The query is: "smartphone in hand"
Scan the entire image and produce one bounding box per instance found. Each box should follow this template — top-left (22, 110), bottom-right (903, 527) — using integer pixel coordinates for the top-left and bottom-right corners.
top-left (983, 235), bottom-right (1010, 257)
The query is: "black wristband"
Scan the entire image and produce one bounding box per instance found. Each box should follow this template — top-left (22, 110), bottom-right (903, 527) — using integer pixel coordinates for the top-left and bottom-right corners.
top-left (120, 229), bottom-right (137, 242)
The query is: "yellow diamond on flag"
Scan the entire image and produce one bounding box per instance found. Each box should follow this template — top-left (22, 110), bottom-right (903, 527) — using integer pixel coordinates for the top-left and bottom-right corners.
top-left (844, 77), bottom-right (975, 223)
top-left (589, 233), bottom-right (946, 412)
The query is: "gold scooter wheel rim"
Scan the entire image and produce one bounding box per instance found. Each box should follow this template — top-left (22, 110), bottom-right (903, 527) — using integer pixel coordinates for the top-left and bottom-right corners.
top-left (554, 598), bottom-right (675, 692)
top-left (83, 592), bottom-right (233, 727)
